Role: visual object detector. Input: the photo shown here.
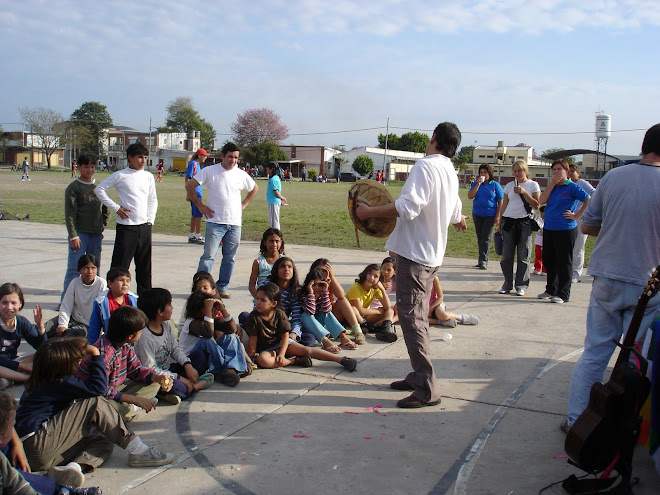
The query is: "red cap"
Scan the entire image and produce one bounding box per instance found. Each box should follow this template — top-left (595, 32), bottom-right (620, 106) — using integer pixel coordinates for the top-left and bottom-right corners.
top-left (196, 148), bottom-right (209, 156)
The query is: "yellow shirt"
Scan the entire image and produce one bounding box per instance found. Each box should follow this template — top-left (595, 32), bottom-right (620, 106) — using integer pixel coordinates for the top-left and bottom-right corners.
top-left (346, 282), bottom-right (384, 308)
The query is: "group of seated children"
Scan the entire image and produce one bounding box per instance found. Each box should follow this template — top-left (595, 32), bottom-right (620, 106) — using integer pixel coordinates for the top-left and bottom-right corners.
top-left (0, 228), bottom-right (479, 492)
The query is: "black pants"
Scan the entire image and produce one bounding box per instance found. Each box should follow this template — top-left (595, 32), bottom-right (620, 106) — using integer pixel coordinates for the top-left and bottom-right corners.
top-left (111, 223), bottom-right (152, 296)
top-left (473, 214), bottom-right (496, 266)
top-left (543, 227), bottom-right (577, 302)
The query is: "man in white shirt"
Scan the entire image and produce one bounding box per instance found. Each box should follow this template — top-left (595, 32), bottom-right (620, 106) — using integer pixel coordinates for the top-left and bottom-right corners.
top-left (185, 142), bottom-right (258, 299)
top-left (357, 122), bottom-right (467, 408)
top-left (95, 143), bottom-right (158, 296)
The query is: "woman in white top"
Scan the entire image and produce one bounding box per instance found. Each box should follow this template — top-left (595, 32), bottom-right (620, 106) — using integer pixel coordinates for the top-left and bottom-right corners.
top-left (495, 160), bottom-right (541, 296)
top-left (568, 164), bottom-right (596, 283)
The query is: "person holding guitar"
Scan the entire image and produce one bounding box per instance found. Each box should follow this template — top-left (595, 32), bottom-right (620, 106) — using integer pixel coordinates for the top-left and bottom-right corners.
top-left (563, 123), bottom-right (660, 433)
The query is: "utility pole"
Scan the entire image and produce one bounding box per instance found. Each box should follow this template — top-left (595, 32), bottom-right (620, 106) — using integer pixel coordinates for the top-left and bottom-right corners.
top-left (383, 117), bottom-right (389, 180)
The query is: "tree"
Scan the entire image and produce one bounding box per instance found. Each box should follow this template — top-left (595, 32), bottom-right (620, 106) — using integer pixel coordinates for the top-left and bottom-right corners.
top-left (452, 145), bottom-right (475, 171)
top-left (352, 155), bottom-right (374, 176)
top-left (542, 147), bottom-right (576, 164)
top-left (0, 125), bottom-right (8, 162)
top-left (242, 141), bottom-right (288, 167)
top-left (19, 106), bottom-right (67, 169)
top-left (377, 133), bottom-right (400, 150)
top-left (70, 102), bottom-right (113, 160)
top-left (398, 131), bottom-right (430, 153)
top-left (160, 97), bottom-right (216, 150)
top-left (230, 108), bottom-right (289, 147)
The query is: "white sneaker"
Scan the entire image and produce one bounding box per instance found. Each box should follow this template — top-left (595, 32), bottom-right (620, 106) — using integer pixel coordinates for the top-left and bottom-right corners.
top-left (459, 315), bottom-right (479, 325)
top-left (538, 292), bottom-right (552, 300)
top-left (47, 462), bottom-right (84, 487)
top-left (498, 287), bottom-right (511, 294)
top-left (550, 296), bottom-right (565, 304)
top-left (516, 288), bottom-right (526, 296)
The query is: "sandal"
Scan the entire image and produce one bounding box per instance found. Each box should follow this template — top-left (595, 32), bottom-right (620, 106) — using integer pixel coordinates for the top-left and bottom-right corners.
top-left (322, 343), bottom-right (341, 354)
top-left (197, 373), bottom-right (214, 390)
top-left (239, 363), bottom-right (254, 378)
top-left (339, 340), bottom-right (358, 350)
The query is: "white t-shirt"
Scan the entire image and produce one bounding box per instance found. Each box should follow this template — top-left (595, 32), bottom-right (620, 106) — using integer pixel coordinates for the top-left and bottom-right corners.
top-left (502, 180), bottom-right (541, 219)
top-left (385, 154), bottom-right (462, 267)
top-left (194, 164), bottom-right (256, 226)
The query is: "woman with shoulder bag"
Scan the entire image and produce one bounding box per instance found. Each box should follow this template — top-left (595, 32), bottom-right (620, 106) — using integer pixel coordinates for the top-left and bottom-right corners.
top-left (495, 160), bottom-right (541, 296)
top-left (536, 160), bottom-right (590, 304)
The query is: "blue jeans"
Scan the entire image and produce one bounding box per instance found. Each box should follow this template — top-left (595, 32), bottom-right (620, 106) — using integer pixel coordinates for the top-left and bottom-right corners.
top-left (198, 223), bottom-right (241, 291)
top-left (301, 311), bottom-right (346, 343)
top-left (62, 232), bottom-right (103, 299)
top-left (175, 335), bottom-right (247, 375)
top-left (567, 276), bottom-right (660, 424)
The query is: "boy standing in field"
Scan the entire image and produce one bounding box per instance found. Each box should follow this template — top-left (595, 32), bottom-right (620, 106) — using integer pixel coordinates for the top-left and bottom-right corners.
top-left (185, 148), bottom-right (209, 244)
top-left (95, 143), bottom-right (158, 296)
top-left (62, 155), bottom-right (109, 299)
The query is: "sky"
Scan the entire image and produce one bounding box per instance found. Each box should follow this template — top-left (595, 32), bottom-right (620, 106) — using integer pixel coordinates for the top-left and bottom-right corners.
top-left (2, 0), bottom-right (659, 156)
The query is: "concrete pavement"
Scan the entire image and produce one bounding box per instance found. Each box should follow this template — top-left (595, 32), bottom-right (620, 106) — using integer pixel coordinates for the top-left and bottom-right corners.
top-left (1, 220), bottom-right (658, 495)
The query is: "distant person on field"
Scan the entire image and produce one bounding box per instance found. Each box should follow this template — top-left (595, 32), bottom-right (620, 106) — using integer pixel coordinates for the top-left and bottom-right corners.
top-left (62, 154), bottom-right (109, 300)
top-left (265, 163), bottom-right (286, 230)
top-left (185, 142), bottom-right (258, 299)
top-left (21, 158), bottom-right (30, 181)
top-left (185, 149), bottom-right (209, 244)
top-left (95, 143), bottom-right (158, 296)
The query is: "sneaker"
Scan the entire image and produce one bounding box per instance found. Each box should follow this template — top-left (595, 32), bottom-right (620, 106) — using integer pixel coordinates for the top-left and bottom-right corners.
top-left (532, 270), bottom-right (542, 275)
top-left (550, 296), bottom-right (565, 304)
top-left (128, 446), bottom-right (175, 467)
top-left (48, 462), bottom-right (84, 487)
top-left (354, 331), bottom-right (366, 345)
top-left (515, 288), bottom-right (526, 296)
top-left (537, 292), bottom-right (552, 300)
top-left (498, 287), bottom-right (511, 294)
top-left (162, 393), bottom-right (182, 405)
top-left (195, 236), bottom-right (205, 245)
top-left (560, 418), bottom-right (572, 434)
top-left (59, 487), bottom-right (102, 495)
top-left (187, 236), bottom-right (197, 244)
top-left (459, 314), bottom-right (479, 325)
top-left (571, 278), bottom-right (579, 283)
top-left (218, 290), bottom-right (231, 299)
top-left (214, 370), bottom-right (240, 387)
top-left (295, 355), bottom-right (313, 367)
top-left (479, 264), bottom-right (488, 270)
top-left (340, 357), bottom-right (357, 372)
top-left (439, 319), bottom-right (457, 328)
top-left (375, 321), bottom-right (397, 342)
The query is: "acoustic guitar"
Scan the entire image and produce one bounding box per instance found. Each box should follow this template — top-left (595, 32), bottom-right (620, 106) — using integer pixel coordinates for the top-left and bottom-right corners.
top-left (565, 266), bottom-right (660, 473)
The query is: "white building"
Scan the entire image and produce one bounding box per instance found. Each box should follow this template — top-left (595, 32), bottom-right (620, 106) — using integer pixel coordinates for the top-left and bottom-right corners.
top-left (278, 145), bottom-right (342, 178)
top-left (338, 147), bottom-right (424, 181)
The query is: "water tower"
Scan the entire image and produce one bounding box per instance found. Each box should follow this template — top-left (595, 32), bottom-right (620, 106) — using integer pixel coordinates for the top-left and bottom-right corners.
top-left (595, 113), bottom-right (611, 172)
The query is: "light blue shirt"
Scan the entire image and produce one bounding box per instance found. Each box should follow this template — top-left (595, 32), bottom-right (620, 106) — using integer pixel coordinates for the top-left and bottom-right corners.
top-left (267, 175), bottom-right (282, 205)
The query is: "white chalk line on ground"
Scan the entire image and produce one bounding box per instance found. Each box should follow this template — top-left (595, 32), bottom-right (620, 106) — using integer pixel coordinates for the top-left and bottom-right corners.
top-left (452, 347), bottom-right (582, 495)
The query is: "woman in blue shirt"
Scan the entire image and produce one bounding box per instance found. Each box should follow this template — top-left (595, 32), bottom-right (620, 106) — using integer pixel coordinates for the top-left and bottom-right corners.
top-left (537, 160), bottom-right (590, 303)
top-left (468, 164), bottom-right (504, 269)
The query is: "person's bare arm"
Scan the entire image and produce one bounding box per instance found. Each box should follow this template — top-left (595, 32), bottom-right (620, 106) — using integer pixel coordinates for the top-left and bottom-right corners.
top-left (242, 184), bottom-right (259, 210)
top-left (581, 224), bottom-right (600, 236)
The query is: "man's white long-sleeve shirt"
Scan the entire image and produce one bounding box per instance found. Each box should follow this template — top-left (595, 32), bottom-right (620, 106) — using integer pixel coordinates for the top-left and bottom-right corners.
top-left (95, 168), bottom-right (158, 225)
top-left (385, 153), bottom-right (462, 267)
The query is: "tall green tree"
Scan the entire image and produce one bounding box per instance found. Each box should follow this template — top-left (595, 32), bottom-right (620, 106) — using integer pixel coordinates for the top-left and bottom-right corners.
top-left (19, 106), bottom-right (67, 169)
top-left (452, 145), bottom-right (475, 171)
top-left (0, 125), bottom-right (8, 161)
top-left (70, 101), bottom-right (113, 160)
top-left (398, 131), bottom-right (430, 153)
top-left (242, 141), bottom-right (288, 167)
top-left (377, 133), bottom-right (400, 150)
top-left (352, 155), bottom-right (374, 176)
top-left (159, 97), bottom-right (216, 149)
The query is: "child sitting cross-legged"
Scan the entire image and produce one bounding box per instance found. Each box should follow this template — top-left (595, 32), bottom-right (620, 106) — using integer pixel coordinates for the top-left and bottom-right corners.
top-left (87, 267), bottom-right (137, 345)
top-left (134, 288), bottom-right (214, 404)
top-left (246, 283), bottom-right (357, 372)
top-left (1, 391), bottom-right (102, 495)
top-left (15, 337), bottom-right (173, 486)
top-left (77, 306), bottom-right (172, 423)
top-left (178, 290), bottom-right (251, 387)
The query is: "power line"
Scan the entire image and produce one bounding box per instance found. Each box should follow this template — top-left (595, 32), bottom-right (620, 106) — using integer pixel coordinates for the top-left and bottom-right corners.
top-left (389, 126), bottom-right (647, 136)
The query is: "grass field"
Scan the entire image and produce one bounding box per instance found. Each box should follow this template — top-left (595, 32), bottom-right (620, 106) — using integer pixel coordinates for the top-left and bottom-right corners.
top-left (0, 168), bottom-right (594, 263)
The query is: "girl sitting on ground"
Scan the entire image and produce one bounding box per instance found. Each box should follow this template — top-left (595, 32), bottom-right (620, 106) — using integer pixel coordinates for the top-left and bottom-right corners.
top-left (429, 276), bottom-right (479, 327)
top-left (248, 228), bottom-right (284, 299)
top-left (370, 256), bottom-right (398, 323)
top-left (0, 283), bottom-right (45, 387)
top-left (310, 258), bottom-right (365, 344)
top-left (15, 337), bottom-right (174, 483)
top-left (299, 268), bottom-right (358, 352)
top-left (245, 283), bottom-right (357, 372)
top-left (52, 254), bottom-right (107, 338)
top-left (346, 264), bottom-right (396, 343)
top-left (178, 290), bottom-right (250, 387)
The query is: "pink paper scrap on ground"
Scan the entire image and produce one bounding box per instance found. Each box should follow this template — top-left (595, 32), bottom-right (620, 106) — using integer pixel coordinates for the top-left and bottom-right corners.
top-left (293, 434), bottom-right (311, 438)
